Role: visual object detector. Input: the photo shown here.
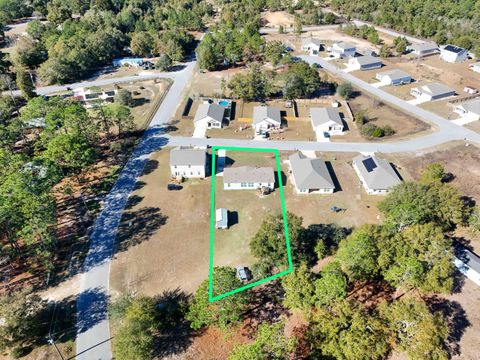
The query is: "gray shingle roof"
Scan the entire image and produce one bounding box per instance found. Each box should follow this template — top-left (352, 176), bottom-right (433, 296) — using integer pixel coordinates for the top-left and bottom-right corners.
top-left (169, 147), bottom-right (206, 166)
top-left (253, 106), bottom-right (282, 126)
top-left (223, 166), bottom-right (275, 184)
top-left (310, 107), bottom-right (343, 127)
top-left (376, 69), bottom-right (412, 81)
top-left (335, 41), bottom-right (355, 50)
top-left (420, 82), bottom-right (455, 97)
top-left (289, 152), bottom-right (335, 190)
top-left (302, 37), bottom-right (322, 47)
top-left (194, 103), bottom-right (225, 123)
top-left (408, 42), bottom-right (438, 52)
top-left (353, 154), bottom-right (401, 190)
top-left (460, 99), bottom-right (480, 115)
top-left (354, 55), bottom-right (383, 66)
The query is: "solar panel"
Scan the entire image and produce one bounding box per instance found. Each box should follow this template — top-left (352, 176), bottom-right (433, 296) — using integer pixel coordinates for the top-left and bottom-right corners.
top-left (362, 157), bottom-right (377, 172)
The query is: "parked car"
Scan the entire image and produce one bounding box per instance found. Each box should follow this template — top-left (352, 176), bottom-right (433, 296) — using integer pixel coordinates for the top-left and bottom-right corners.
top-left (237, 266), bottom-right (251, 282)
top-left (167, 184), bottom-right (183, 191)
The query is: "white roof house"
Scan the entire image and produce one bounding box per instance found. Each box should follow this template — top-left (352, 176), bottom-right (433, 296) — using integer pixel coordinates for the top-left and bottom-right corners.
top-left (347, 55), bottom-right (383, 71)
top-left (194, 103), bottom-right (225, 129)
top-left (352, 154), bottom-right (402, 194)
top-left (302, 37), bottom-right (322, 53)
top-left (375, 69), bottom-right (412, 86)
top-left (223, 166), bottom-right (275, 190)
top-left (310, 107), bottom-right (344, 137)
top-left (169, 147), bottom-right (207, 178)
top-left (289, 152), bottom-right (335, 194)
top-left (215, 208), bottom-right (228, 229)
top-left (410, 82), bottom-right (456, 101)
top-left (454, 99), bottom-right (480, 121)
top-left (470, 62), bottom-right (480, 73)
top-left (73, 87), bottom-right (116, 108)
top-left (454, 247), bottom-right (480, 287)
top-left (407, 42), bottom-right (438, 57)
top-left (253, 106), bottom-right (282, 131)
top-left (440, 44), bottom-right (468, 63)
top-left (331, 41), bottom-right (356, 58)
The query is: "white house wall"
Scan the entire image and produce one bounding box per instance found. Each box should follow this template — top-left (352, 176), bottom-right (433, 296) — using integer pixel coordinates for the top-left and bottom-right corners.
top-left (171, 165), bottom-right (206, 178)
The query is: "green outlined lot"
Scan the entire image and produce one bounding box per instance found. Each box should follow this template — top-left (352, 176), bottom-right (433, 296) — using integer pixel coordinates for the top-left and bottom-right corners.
top-left (208, 146), bottom-right (293, 302)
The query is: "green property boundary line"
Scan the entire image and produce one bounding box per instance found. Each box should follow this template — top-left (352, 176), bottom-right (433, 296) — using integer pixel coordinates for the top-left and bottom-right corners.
top-left (208, 145), bottom-right (294, 302)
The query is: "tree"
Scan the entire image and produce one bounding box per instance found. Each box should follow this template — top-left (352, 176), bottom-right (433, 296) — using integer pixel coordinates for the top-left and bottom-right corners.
top-left (227, 63), bottom-right (275, 101)
top-left (42, 132), bottom-right (96, 173)
top-left (394, 36), bottom-right (408, 54)
top-left (186, 267), bottom-right (250, 330)
top-left (336, 225), bottom-right (380, 281)
top-left (419, 162), bottom-right (446, 184)
top-left (379, 44), bottom-right (392, 58)
top-left (307, 299), bottom-right (389, 360)
top-left (15, 67), bottom-right (36, 99)
top-left (155, 54), bottom-right (172, 71)
top-left (0, 287), bottom-right (48, 354)
top-left (229, 322), bottom-right (296, 360)
top-left (367, 30), bottom-right (380, 45)
top-left (250, 212), bottom-right (306, 267)
top-left (280, 61), bottom-right (322, 99)
top-left (293, 16), bottom-right (303, 36)
top-left (11, 35), bottom-right (47, 70)
top-left (308, 223), bottom-right (349, 260)
top-left (104, 104), bottom-right (134, 135)
top-left (378, 223), bottom-right (454, 294)
top-left (114, 89), bottom-right (134, 107)
top-left (281, 263), bottom-right (315, 311)
top-left (314, 262), bottom-right (347, 306)
top-left (130, 31), bottom-right (155, 57)
top-left (264, 40), bottom-right (285, 67)
top-left (337, 82), bottom-right (353, 99)
top-left (112, 296), bottom-right (157, 360)
top-left (196, 32), bottom-right (217, 71)
top-left (379, 181), bottom-right (468, 229)
top-left (379, 297), bottom-right (448, 360)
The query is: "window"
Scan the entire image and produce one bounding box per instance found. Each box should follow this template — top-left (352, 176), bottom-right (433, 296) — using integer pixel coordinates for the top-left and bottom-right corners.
top-left (241, 182), bottom-right (246, 187)
top-left (248, 182), bottom-right (254, 187)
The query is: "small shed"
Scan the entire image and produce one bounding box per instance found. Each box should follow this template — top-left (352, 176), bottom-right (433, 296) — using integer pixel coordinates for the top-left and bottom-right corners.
top-left (215, 208), bottom-right (228, 229)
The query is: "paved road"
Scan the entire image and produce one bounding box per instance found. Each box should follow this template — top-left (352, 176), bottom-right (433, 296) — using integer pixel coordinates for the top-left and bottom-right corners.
top-left (8, 71), bottom-right (184, 97)
top-left (75, 60), bottom-right (196, 360)
top-left (299, 55), bottom-right (480, 146)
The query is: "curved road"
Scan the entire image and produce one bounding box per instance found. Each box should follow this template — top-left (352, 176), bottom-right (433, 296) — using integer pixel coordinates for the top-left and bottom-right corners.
top-left (74, 61), bottom-right (196, 360)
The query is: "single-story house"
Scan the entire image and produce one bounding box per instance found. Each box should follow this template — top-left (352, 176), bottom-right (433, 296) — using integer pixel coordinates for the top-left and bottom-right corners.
top-left (310, 107), bottom-right (344, 136)
top-left (223, 166), bottom-right (275, 190)
top-left (253, 106), bottom-right (282, 132)
top-left (352, 154), bottom-right (402, 195)
top-left (406, 42), bottom-right (438, 57)
top-left (470, 62), bottom-right (480, 73)
top-left (73, 87), bottom-right (116, 108)
top-left (375, 69), bottom-right (412, 86)
top-left (440, 44), bottom-right (468, 63)
top-left (454, 99), bottom-right (480, 121)
top-left (288, 152), bottom-right (335, 194)
top-left (410, 82), bottom-right (456, 102)
top-left (347, 55), bottom-right (383, 71)
top-left (112, 57), bottom-right (144, 67)
top-left (454, 246), bottom-right (480, 286)
top-left (331, 41), bottom-right (356, 58)
top-left (215, 208), bottom-right (228, 229)
top-left (302, 37), bottom-right (322, 54)
top-left (169, 147), bottom-right (207, 178)
top-left (194, 103), bottom-right (225, 129)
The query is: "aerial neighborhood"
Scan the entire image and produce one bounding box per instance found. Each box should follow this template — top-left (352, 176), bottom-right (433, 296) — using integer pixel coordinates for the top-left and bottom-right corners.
top-left (1, 1), bottom-right (480, 360)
